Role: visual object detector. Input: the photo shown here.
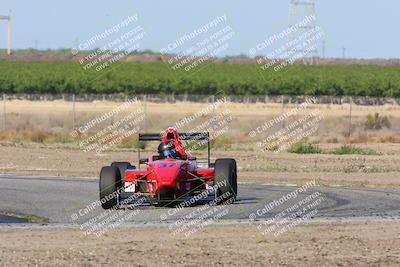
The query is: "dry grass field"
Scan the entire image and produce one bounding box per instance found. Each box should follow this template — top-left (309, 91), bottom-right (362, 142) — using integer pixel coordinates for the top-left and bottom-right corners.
top-left (0, 99), bottom-right (399, 143)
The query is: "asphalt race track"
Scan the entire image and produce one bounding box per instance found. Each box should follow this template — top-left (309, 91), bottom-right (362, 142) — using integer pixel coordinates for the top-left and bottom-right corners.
top-left (1, 175), bottom-right (400, 225)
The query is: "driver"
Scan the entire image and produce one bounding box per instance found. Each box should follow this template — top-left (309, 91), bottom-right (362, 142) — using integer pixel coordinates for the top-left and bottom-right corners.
top-left (157, 141), bottom-right (179, 159)
top-left (160, 127), bottom-right (190, 159)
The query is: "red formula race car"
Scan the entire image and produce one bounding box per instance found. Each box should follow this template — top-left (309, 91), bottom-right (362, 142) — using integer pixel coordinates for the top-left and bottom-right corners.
top-left (99, 128), bottom-right (237, 209)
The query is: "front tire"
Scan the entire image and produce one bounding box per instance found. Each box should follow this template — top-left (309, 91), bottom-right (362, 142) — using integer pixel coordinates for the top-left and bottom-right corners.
top-left (214, 158), bottom-right (237, 204)
top-left (99, 166), bottom-right (121, 209)
top-left (111, 162), bottom-right (135, 191)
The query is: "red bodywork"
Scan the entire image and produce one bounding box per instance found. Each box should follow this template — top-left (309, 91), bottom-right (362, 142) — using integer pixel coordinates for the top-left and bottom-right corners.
top-left (122, 128), bottom-right (214, 200)
top-left (125, 156), bottom-right (214, 199)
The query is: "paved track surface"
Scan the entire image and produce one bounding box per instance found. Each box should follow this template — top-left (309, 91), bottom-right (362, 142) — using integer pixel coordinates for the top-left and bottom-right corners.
top-left (1, 175), bottom-right (400, 225)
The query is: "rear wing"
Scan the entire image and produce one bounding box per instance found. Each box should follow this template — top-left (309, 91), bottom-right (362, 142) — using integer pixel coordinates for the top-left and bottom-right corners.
top-left (137, 132), bottom-right (211, 167)
top-left (138, 132), bottom-right (209, 141)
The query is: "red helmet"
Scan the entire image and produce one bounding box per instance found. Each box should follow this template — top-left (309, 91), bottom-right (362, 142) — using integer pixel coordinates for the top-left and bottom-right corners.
top-left (161, 127), bottom-right (179, 142)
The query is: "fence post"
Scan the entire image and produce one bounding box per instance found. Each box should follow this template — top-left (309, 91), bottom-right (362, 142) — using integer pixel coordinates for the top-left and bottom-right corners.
top-left (72, 94), bottom-right (76, 130)
top-left (281, 95), bottom-right (285, 128)
top-left (348, 96), bottom-right (352, 137)
top-left (2, 93), bottom-right (5, 130)
top-left (143, 95), bottom-right (147, 132)
top-left (211, 95), bottom-right (216, 131)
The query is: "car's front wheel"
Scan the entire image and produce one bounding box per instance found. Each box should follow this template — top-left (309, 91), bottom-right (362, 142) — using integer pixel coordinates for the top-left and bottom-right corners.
top-left (99, 166), bottom-right (121, 209)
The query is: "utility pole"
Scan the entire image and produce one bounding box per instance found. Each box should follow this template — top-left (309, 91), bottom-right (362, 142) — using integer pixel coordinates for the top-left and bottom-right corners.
top-left (348, 96), bottom-right (352, 137)
top-left (143, 95), bottom-right (147, 132)
top-left (72, 94), bottom-right (76, 130)
top-left (0, 15), bottom-right (11, 55)
top-left (281, 95), bottom-right (285, 129)
top-left (2, 94), bottom-right (6, 130)
top-left (342, 47), bottom-right (346, 59)
top-left (322, 40), bottom-right (326, 58)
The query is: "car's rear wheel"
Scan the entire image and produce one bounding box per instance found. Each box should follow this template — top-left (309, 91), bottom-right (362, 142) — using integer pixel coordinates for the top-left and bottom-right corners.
top-left (99, 166), bottom-right (121, 209)
top-left (231, 160), bottom-right (238, 197)
top-left (214, 158), bottom-right (237, 204)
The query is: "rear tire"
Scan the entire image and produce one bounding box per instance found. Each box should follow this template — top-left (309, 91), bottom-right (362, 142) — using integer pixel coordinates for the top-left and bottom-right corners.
top-left (214, 158), bottom-right (237, 204)
top-left (99, 166), bottom-right (121, 209)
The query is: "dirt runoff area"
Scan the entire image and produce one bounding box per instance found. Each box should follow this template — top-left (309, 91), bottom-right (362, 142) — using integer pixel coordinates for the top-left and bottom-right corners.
top-left (0, 222), bottom-right (399, 267)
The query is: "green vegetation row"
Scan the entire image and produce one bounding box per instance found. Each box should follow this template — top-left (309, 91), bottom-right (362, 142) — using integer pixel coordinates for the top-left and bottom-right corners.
top-left (1, 60), bottom-right (400, 96)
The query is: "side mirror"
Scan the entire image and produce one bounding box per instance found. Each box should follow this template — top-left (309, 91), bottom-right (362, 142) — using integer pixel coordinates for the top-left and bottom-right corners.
top-left (139, 158), bottom-right (148, 164)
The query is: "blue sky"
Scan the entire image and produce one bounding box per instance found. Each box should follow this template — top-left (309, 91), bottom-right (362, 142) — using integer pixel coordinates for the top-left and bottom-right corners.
top-left (0, 0), bottom-right (399, 58)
